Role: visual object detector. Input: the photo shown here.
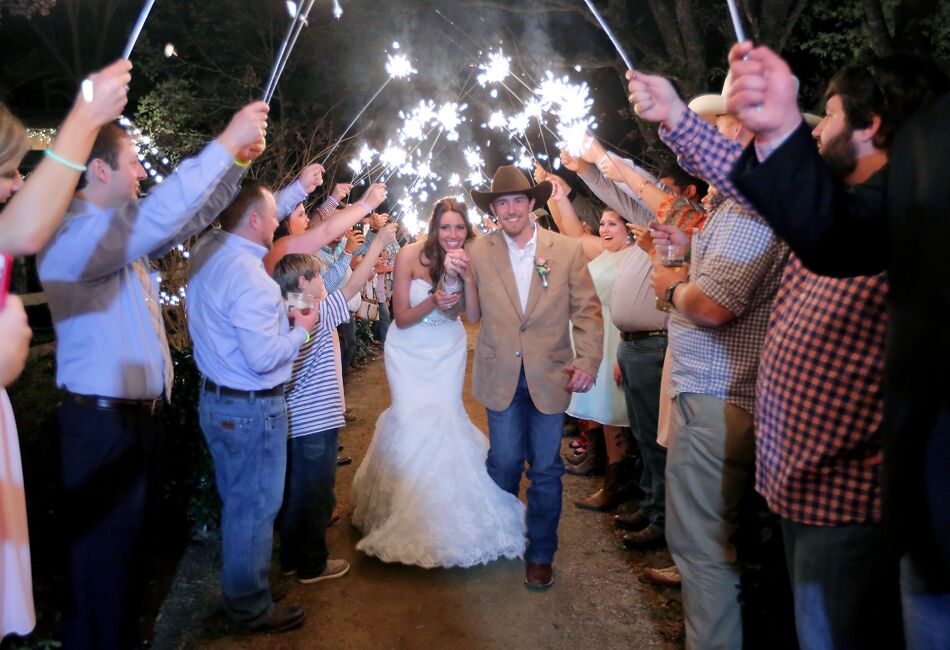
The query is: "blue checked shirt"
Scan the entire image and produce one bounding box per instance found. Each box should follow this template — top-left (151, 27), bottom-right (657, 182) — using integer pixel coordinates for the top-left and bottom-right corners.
top-left (660, 109), bottom-right (789, 413)
top-left (38, 140), bottom-right (243, 400)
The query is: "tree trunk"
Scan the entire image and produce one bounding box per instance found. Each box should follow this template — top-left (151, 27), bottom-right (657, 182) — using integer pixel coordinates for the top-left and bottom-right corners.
top-left (862, 0), bottom-right (893, 56)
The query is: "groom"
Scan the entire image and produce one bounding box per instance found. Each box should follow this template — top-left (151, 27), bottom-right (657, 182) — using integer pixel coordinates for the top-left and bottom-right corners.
top-left (463, 165), bottom-right (603, 589)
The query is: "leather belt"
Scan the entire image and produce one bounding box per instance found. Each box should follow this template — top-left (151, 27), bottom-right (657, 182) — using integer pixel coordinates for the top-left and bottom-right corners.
top-left (361, 298), bottom-right (379, 304)
top-left (620, 330), bottom-right (667, 342)
top-left (65, 392), bottom-right (164, 416)
top-left (202, 378), bottom-right (284, 398)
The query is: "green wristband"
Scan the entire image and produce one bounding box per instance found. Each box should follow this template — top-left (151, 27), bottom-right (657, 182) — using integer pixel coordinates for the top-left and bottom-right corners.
top-left (44, 149), bottom-right (87, 172)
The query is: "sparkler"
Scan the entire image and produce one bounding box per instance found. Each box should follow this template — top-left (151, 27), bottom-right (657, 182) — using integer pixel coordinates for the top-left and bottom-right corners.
top-left (580, 0), bottom-right (634, 70)
top-left (319, 50), bottom-right (417, 165)
top-left (262, 0), bottom-right (317, 104)
top-left (332, 0), bottom-right (343, 20)
top-left (122, 0), bottom-right (157, 60)
top-left (725, 0), bottom-right (747, 42)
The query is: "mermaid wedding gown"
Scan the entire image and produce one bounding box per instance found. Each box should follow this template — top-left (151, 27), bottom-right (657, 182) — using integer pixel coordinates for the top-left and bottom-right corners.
top-left (351, 278), bottom-right (526, 568)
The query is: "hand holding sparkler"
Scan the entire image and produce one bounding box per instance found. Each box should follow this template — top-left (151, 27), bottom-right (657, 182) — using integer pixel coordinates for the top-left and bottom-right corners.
top-left (236, 136), bottom-right (266, 165)
top-left (331, 182), bottom-right (352, 201)
top-left (217, 101), bottom-right (270, 159)
top-left (726, 42), bottom-right (802, 144)
top-left (558, 150), bottom-right (588, 174)
top-left (626, 70), bottom-right (688, 129)
top-left (75, 60), bottom-right (132, 127)
top-left (296, 163), bottom-right (325, 194)
top-left (358, 183), bottom-right (388, 212)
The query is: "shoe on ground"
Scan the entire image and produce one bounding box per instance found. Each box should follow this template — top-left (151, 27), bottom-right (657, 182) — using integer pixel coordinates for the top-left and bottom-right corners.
top-left (574, 488), bottom-right (622, 512)
top-left (343, 412), bottom-right (356, 424)
top-left (643, 565), bottom-right (681, 588)
top-left (566, 451), bottom-right (587, 466)
top-left (524, 562), bottom-right (553, 590)
top-left (280, 568), bottom-right (296, 577)
top-left (337, 455), bottom-right (352, 466)
top-left (613, 510), bottom-right (650, 531)
top-left (329, 510), bottom-right (341, 527)
top-left (621, 523), bottom-right (666, 549)
top-left (564, 455), bottom-right (598, 476)
top-left (249, 606), bottom-right (306, 633)
top-left (298, 559), bottom-right (350, 585)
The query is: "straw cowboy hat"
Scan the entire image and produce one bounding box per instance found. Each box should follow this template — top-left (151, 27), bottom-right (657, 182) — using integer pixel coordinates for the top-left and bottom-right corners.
top-left (689, 73), bottom-right (807, 125)
top-left (471, 165), bottom-right (553, 214)
top-left (688, 73), bottom-right (734, 124)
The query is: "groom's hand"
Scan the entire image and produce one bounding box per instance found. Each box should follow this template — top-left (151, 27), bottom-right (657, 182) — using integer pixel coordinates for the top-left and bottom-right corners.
top-left (563, 362), bottom-right (595, 393)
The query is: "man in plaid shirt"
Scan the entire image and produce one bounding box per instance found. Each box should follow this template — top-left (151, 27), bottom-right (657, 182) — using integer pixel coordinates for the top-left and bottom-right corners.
top-left (631, 59), bottom-right (924, 646)
top-left (629, 77), bottom-right (788, 649)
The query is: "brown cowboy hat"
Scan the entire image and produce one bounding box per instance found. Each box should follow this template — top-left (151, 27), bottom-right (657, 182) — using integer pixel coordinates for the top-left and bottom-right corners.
top-left (471, 165), bottom-right (552, 214)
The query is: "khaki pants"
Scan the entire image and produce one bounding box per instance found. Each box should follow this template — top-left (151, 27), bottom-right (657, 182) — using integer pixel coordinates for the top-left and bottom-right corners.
top-left (666, 393), bottom-right (755, 650)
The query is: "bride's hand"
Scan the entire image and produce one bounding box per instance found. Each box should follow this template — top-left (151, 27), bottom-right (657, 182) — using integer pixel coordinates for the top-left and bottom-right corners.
top-left (432, 288), bottom-right (460, 312)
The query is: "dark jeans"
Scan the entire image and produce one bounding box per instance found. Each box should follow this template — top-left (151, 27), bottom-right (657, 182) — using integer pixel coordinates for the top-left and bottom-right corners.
top-left (199, 389), bottom-right (287, 628)
top-left (901, 552), bottom-right (950, 649)
top-left (338, 317), bottom-right (356, 376)
top-left (617, 336), bottom-right (667, 524)
top-left (56, 399), bottom-right (163, 650)
top-left (781, 518), bottom-right (903, 650)
top-left (485, 367), bottom-right (564, 564)
top-left (278, 429), bottom-right (339, 577)
top-left (373, 300), bottom-right (392, 343)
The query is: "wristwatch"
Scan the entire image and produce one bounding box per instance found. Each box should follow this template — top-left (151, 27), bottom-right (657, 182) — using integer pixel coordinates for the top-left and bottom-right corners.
top-left (665, 280), bottom-right (685, 308)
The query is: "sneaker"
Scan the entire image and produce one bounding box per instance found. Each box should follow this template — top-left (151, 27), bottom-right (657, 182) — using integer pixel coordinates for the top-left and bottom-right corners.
top-left (249, 606), bottom-right (306, 633)
top-left (298, 559), bottom-right (350, 585)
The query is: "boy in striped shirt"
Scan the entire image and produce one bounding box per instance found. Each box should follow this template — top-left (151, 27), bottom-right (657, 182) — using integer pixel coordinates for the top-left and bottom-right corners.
top-left (271, 224), bottom-right (396, 583)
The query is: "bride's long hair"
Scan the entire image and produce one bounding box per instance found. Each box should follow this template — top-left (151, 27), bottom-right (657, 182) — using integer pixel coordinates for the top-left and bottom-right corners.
top-left (420, 197), bottom-right (476, 290)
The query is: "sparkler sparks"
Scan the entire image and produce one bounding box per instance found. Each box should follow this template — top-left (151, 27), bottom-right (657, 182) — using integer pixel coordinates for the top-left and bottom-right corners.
top-left (386, 53), bottom-right (417, 79)
top-left (477, 49), bottom-right (511, 86)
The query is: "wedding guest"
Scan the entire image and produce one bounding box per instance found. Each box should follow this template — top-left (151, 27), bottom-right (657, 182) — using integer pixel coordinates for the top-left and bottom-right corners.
top-left (37, 91), bottom-right (265, 647)
top-left (187, 178), bottom-right (385, 632)
top-left (0, 62), bottom-right (130, 644)
top-left (272, 223), bottom-right (396, 585)
top-left (628, 73), bottom-right (789, 649)
top-left (723, 42), bottom-right (950, 648)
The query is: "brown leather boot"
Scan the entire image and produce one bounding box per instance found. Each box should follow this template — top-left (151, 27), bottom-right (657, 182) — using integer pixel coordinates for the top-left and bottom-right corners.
top-left (574, 462), bottom-right (623, 511)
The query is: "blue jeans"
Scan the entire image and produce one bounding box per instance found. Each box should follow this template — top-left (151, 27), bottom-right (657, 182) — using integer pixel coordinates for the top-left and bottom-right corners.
top-left (373, 300), bottom-right (392, 343)
top-left (902, 553), bottom-right (950, 649)
top-left (781, 519), bottom-right (902, 650)
top-left (338, 317), bottom-right (356, 376)
top-left (278, 429), bottom-right (339, 577)
top-left (199, 388), bottom-right (287, 628)
top-left (485, 367), bottom-right (564, 564)
top-left (617, 336), bottom-right (667, 525)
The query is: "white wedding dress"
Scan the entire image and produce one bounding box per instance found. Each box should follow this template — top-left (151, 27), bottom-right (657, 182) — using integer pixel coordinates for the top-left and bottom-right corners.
top-left (351, 278), bottom-right (526, 568)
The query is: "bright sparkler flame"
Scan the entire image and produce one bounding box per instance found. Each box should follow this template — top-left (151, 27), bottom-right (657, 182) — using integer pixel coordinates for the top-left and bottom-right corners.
top-left (477, 49), bottom-right (511, 86)
top-left (463, 146), bottom-right (484, 171)
top-left (436, 102), bottom-right (464, 141)
top-left (557, 121), bottom-right (593, 157)
top-left (380, 144), bottom-right (407, 169)
top-left (386, 53), bottom-right (417, 79)
top-left (448, 173), bottom-right (461, 187)
top-left (467, 171), bottom-right (484, 187)
top-left (507, 112), bottom-right (529, 137)
top-left (348, 158), bottom-right (362, 174)
top-left (486, 111), bottom-right (507, 130)
top-left (358, 143), bottom-right (377, 164)
top-left (332, 0), bottom-right (343, 19)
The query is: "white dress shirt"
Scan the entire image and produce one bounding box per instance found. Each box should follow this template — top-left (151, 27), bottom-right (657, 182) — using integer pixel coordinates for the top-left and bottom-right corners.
top-left (502, 224), bottom-right (539, 314)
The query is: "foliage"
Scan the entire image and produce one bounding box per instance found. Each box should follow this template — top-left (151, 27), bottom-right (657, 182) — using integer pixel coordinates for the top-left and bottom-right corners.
top-left (0, 0), bottom-right (55, 22)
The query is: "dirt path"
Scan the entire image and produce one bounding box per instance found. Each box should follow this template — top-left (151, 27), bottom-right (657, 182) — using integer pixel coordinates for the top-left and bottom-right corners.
top-left (189, 323), bottom-right (684, 649)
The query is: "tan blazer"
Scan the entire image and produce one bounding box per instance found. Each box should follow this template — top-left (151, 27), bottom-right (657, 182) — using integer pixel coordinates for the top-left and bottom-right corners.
top-left (467, 228), bottom-right (603, 414)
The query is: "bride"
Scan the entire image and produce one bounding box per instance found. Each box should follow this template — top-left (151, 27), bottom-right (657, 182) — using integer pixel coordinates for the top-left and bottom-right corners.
top-left (351, 197), bottom-right (526, 568)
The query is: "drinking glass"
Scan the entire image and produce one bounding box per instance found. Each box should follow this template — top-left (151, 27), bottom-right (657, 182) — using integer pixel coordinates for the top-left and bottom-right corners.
top-left (286, 292), bottom-right (316, 327)
top-left (654, 244), bottom-right (687, 312)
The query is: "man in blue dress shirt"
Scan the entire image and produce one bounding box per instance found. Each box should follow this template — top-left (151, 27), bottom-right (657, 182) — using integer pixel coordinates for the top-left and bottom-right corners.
top-left (37, 101), bottom-right (268, 650)
top-left (187, 180), bottom-right (386, 633)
